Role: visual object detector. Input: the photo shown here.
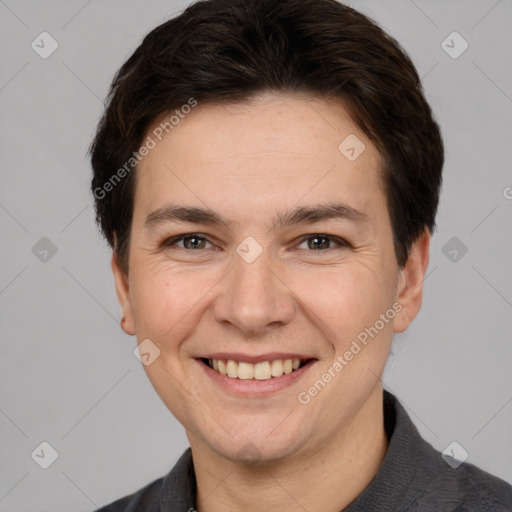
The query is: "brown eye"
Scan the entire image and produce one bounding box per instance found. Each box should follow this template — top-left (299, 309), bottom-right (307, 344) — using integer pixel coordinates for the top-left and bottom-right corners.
top-left (182, 235), bottom-right (207, 249)
top-left (307, 236), bottom-right (331, 250)
top-left (163, 234), bottom-right (213, 250)
top-left (297, 234), bottom-right (349, 251)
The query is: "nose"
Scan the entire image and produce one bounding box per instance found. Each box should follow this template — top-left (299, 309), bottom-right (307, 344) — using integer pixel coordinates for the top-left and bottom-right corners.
top-left (212, 248), bottom-right (295, 336)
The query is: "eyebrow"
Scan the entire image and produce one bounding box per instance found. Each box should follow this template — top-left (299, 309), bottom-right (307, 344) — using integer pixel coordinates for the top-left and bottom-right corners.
top-left (144, 202), bottom-right (369, 232)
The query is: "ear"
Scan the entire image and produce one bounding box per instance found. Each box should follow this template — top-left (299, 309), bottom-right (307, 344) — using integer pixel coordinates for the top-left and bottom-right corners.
top-left (111, 249), bottom-right (136, 336)
top-left (393, 229), bottom-right (430, 333)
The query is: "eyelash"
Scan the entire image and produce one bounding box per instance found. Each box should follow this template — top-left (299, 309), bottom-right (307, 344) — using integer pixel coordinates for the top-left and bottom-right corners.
top-left (161, 233), bottom-right (351, 252)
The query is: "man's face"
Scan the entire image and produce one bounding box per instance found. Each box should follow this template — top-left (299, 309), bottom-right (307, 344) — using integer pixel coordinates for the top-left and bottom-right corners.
top-left (114, 93), bottom-right (421, 463)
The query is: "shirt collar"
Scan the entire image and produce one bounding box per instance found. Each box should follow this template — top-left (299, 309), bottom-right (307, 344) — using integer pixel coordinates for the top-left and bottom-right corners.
top-left (343, 390), bottom-right (440, 511)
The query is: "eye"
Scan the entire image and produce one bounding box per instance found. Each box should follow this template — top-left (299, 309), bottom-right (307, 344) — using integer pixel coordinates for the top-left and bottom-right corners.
top-left (163, 233), bottom-right (213, 250)
top-left (160, 233), bottom-right (349, 253)
top-left (296, 234), bottom-right (350, 251)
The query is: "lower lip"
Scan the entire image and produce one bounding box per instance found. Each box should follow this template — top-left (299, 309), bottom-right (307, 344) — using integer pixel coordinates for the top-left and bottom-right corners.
top-left (196, 359), bottom-right (317, 397)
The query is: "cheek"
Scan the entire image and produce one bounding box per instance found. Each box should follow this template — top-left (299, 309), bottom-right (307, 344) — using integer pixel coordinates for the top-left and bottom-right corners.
top-left (129, 269), bottom-right (192, 342)
top-left (129, 264), bottom-right (225, 349)
top-left (297, 264), bottom-right (395, 324)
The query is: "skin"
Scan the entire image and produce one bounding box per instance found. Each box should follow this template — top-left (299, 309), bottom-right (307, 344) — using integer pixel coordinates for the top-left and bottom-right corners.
top-left (112, 92), bottom-right (430, 512)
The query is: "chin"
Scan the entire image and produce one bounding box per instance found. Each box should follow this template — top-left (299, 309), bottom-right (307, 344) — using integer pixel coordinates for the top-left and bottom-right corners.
top-left (191, 417), bottom-right (311, 467)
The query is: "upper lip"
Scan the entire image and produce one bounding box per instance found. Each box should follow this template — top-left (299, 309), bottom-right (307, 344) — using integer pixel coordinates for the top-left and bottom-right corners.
top-left (197, 353), bottom-right (316, 364)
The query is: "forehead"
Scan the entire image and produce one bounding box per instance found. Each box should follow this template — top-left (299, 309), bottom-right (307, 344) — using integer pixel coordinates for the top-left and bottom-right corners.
top-left (133, 93), bottom-right (386, 228)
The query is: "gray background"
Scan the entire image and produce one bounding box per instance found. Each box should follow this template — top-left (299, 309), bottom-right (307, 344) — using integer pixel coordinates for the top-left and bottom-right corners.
top-left (1, 0), bottom-right (511, 510)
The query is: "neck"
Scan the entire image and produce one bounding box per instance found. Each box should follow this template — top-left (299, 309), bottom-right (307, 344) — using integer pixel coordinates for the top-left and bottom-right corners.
top-left (189, 386), bottom-right (388, 512)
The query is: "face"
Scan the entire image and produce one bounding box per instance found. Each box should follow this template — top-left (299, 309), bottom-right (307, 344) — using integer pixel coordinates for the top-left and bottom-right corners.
top-left (113, 93), bottom-right (428, 464)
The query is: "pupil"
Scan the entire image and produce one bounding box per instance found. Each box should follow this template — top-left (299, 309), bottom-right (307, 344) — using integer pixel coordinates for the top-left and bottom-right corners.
top-left (185, 236), bottom-right (204, 249)
top-left (309, 236), bottom-right (329, 250)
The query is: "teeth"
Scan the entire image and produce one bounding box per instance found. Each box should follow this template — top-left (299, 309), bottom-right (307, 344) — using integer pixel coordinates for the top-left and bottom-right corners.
top-left (254, 361), bottom-right (271, 380)
top-left (208, 358), bottom-right (304, 380)
top-left (226, 359), bottom-right (238, 378)
top-left (218, 359), bottom-right (228, 376)
top-left (238, 362), bottom-right (254, 380)
top-left (271, 359), bottom-right (283, 377)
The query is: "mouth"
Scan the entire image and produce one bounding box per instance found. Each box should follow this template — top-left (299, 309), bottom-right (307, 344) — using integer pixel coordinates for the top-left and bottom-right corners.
top-left (199, 357), bottom-right (314, 381)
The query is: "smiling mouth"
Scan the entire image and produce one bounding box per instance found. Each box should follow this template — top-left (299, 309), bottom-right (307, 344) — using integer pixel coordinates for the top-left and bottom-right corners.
top-left (200, 357), bottom-right (313, 381)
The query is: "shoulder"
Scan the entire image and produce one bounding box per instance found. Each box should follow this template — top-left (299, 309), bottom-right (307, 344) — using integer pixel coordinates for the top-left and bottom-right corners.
top-left (94, 477), bottom-right (163, 512)
top-left (407, 454), bottom-right (512, 511)
top-left (380, 392), bottom-right (512, 511)
top-left (450, 461), bottom-right (512, 511)
top-left (93, 448), bottom-right (196, 512)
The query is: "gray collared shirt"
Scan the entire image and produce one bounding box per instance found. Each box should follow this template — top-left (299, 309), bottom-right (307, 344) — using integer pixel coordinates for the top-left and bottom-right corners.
top-left (95, 391), bottom-right (512, 511)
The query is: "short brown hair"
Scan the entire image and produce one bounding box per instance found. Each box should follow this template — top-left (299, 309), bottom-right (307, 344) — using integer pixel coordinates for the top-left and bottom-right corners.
top-left (90, 0), bottom-right (444, 274)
